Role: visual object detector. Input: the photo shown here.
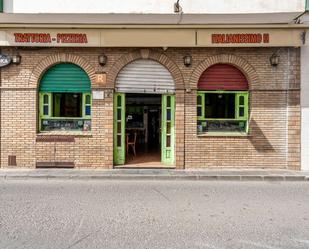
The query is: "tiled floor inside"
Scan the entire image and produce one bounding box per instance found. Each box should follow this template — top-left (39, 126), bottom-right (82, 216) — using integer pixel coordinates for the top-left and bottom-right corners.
top-left (125, 151), bottom-right (162, 167)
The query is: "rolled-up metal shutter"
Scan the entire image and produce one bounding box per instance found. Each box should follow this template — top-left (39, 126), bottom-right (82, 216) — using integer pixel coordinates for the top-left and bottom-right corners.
top-left (40, 63), bottom-right (91, 93)
top-left (116, 59), bottom-right (175, 94)
top-left (198, 64), bottom-right (249, 91)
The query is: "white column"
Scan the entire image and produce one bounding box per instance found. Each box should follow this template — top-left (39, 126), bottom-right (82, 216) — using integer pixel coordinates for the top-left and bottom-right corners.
top-left (301, 46), bottom-right (309, 170)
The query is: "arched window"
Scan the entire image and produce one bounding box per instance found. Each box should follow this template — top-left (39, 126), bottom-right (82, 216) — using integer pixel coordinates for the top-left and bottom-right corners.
top-left (39, 63), bottom-right (92, 132)
top-left (197, 64), bottom-right (249, 135)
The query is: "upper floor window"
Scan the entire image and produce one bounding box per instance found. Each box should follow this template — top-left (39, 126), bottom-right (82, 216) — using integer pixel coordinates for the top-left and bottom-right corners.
top-left (39, 63), bottom-right (92, 132)
top-left (197, 64), bottom-right (249, 135)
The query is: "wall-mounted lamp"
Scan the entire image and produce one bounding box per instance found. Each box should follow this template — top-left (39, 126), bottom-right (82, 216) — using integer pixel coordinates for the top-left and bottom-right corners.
top-left (270, 52), bottom-right (280, 67)
top-left (301, 31), bottom-right (307, 45)
top-left (98, 54), bottom-right (108, 66)
top-left (183, 55), bottom-right (192, 67)
top-left (12, 54), bottom-right (21, 65)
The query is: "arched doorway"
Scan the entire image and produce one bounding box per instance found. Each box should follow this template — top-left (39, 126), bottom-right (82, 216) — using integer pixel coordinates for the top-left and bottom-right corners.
top-left (113, 59), bottom-right (175, 167)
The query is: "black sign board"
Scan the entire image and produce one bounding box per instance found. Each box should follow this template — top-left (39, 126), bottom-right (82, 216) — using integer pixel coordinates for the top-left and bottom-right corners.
top-left (0, 54), bottom-right (11, 68)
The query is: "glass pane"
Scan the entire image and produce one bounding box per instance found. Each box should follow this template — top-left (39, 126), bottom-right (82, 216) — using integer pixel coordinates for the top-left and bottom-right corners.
top-left (117, 95), bottom-right (122, 107)
top-left (85, 95), bottom-right (91, 105)
top-left (167, 122), bottom-right (171, 134)
top-left (167, 96), bottom-right (171, 108)
top-left (117, 135), bottom-right (122, 147)
top-left (54, 93), bottom-right (82, 118)
top-left (197, 107), bottom-right (202, 117)
top-left (117, 108), bottom-right (122, 121)
top-left (239, 96), bottom-right (244, 106)
top-left (204, 93), bottom-right (235, 119)
top-left (239, 107), bottom-right (244, 117)
top-left (166, 135), bottom-right (171, 147)
top-left (167, 109), bottom-right (171, 121)
top-left (43, 94), bottom-right (49, 104)
top-left (85, 106), bottom-right (91, 116)
top-left (197, 95), bottom-right (202, 105)
top-left (43, 105), bottom-right (49, 115)
top-left (117, 122), bottom-right (121, 133)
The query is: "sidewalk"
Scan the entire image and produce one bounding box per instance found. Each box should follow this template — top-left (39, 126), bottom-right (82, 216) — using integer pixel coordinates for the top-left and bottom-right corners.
top-left (0, 168), bottom-right (309, 181)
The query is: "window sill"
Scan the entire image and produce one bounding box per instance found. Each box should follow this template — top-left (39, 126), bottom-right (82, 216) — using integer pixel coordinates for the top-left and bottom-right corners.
top-left (37, 131), bottom-right (92, 137)
top-left (197, 132), bottom-right (250, 137)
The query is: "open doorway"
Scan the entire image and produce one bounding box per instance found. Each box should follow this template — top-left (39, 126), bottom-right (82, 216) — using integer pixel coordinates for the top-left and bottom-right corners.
top-left (125, 93), bottom-right (162, 166)
top-left (113, 93), bottom-right (175, 168)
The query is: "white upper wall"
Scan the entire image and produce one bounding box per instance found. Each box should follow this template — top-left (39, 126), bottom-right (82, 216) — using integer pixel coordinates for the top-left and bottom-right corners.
top-left (3, 0), bottom-right (305, 14)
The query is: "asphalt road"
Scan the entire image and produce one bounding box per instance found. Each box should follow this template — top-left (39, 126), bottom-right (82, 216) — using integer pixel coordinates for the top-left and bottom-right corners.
top-left (0, 180), bottom-right (308, 249)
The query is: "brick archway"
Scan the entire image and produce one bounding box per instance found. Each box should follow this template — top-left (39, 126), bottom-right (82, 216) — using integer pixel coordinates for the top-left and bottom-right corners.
top-left (28, 53), bottom-right (96, 88)
top-left (107, 49), bottom-right (185, 90)
top-left (189, 54), bottom-right (259, 90)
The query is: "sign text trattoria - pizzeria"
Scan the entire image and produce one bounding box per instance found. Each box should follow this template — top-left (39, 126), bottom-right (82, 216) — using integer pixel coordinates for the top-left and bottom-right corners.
top-left (14, 33), bottom-right (88, 44)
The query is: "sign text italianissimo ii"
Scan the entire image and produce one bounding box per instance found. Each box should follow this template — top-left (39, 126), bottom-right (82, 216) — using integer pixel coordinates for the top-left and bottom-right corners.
top-left (14, 33), bottom-right (88, 44)
top-left (212, 33), bottom-right (270, 44)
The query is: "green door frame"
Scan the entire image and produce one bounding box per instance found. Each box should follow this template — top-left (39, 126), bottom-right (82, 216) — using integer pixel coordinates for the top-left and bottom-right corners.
top-left (161, 94), bottom-right (175, 165)
top-left (113, 93), bottom-right (175, 166)
top-left (113, 93), bottom-right (126, 165)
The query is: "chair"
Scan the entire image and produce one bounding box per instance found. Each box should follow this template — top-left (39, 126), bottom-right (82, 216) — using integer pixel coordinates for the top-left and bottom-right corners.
top-left (126, 132), bottom-right (137, 157)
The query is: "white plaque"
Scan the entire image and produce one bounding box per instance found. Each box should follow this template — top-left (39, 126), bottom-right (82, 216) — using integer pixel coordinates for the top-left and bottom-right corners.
top-left (93, 90), bottom-right (104, 100)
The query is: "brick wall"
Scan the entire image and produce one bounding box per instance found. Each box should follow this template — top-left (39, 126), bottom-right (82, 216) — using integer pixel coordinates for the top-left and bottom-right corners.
top-left (0, 47), bottom-right (300, 169)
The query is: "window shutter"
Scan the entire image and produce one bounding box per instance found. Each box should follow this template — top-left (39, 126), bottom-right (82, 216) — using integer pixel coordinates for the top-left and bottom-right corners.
top-left (236, 92), bottom-right (248, 120)
top-left (40, 93), bottom-right (52, 118)
top-left (40, 63), bottom-right (91, 93)
top-left (198, 64), bottom-right (249, 91)
top-left (0, 0), bottom-right (3, 12)
top-left (197, 92), bottom-right (205, 119)
top-left (83, 93), bottom-right (92, 118)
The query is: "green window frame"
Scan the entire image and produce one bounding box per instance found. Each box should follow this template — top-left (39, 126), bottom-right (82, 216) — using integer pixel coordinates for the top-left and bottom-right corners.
top-left (82, 93), bottom-right (92, 118)
top-left (197, 91), bottom-right (249, 134)
top-left (39, 92), bottom-right (92, 132)
top-left (197, 93), bottom-right (205, 119)
top-left (39, 93), bottom-right (52, 119)
top-left (236, 93), bottom-right (248, 120)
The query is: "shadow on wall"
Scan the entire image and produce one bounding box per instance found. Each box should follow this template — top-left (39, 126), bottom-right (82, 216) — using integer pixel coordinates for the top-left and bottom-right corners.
top-left (248, 118), bottom-right (274, 152)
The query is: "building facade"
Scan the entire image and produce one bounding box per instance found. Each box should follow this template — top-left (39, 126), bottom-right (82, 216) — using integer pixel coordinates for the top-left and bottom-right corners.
top-left (0, 0), bottom-right (306, 170)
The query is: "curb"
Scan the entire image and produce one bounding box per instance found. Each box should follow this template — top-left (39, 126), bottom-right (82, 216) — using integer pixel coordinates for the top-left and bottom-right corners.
top-left (0, 174), bottom-right (308, 181)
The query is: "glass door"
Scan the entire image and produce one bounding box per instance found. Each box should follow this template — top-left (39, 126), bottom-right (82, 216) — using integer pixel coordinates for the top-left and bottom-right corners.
top-left (113, 93), bottom-right (126, 165)
top-left (161, 94), bottom-right (175, 165)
